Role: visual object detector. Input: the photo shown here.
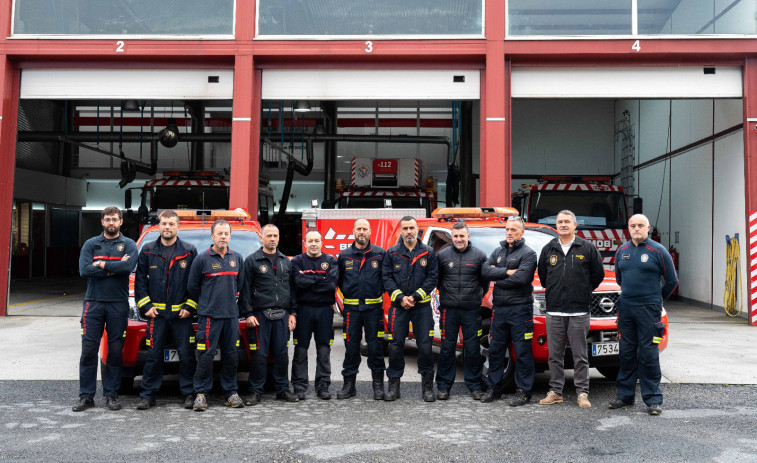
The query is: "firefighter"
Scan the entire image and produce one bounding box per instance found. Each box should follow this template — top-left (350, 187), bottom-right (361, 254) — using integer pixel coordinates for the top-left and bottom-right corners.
top-left (290, 230), bottom-right (339, 400)
top-left (73, 206), bottom-right (137, 412)
top-left (134, 210), bottom-right (198, 410)
top-left (481, 216), bottom-right (537, 405)
top-left (337, 219), bottom-right (387, 400)
top-left (382, 216), bottom-right (439, 402)
top-left (239, 224), bottom-right (298, 405)
top-left (187, 220), bottom-right (245, 411)
top-left (609, 214), bottom-right (677, 416)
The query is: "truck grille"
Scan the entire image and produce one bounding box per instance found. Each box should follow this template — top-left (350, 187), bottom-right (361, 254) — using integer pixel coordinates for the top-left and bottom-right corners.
top-left (591, 292), bottom-right (620, 318)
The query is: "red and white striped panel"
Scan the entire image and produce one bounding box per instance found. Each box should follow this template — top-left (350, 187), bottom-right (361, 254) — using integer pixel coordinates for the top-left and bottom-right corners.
top-left (341, 190), bottom-right (426, 197)
top-left (146, 179), bottom-right (227, 187)
top-left (532, 183), bottom-right (622, 192)
top-left (577, 229), bottom-right (629, 264)
top-left (749, 211), bottom-right (757, 325)
top-left (351, 159), bottom-right (356, 185)
top-left (413, 159), bottom-right (420, 185)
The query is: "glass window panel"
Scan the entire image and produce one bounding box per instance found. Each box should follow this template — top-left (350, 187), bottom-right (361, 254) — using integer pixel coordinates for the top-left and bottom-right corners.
top-left (257, 0), bottom-right (483, 36)
top-left (639, 0), bottom-right (757, 35)
top-left (13, 0), bottom-right (234, 36)
top-left (507, 0), bottom-right (632, 36)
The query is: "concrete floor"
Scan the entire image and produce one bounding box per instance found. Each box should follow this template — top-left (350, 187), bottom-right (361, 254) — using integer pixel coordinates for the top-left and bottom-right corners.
top-left (2, 279), bottom-right (756, 384)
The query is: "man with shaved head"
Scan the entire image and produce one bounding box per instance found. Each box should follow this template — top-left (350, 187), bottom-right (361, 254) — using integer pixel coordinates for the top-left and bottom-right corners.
top-left (609, 214), bottom-right (677, 416)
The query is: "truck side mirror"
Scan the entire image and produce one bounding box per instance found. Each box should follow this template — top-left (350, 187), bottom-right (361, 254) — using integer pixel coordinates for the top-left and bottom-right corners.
top-left (632, 197), bottom-right (643, 215)
top-left (124, 190), bottom-right (132, 209)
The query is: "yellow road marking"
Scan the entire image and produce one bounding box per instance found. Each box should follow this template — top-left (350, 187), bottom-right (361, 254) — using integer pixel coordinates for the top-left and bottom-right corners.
top-left (9, 293), bottom-right (85, 307)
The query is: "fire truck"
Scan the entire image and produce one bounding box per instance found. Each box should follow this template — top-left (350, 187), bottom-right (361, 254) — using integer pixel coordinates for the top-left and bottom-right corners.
top-left (337, 157), bottom-right (438, 215)
top-left (511, 176), bottom-right (636, 265)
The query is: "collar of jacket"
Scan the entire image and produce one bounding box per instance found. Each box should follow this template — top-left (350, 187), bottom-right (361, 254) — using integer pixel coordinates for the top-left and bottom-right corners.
top-left (499, 238), bottom-right (525, 250)
top-left (254, 248), bottom-right (286, 260)
top-left (98, 232), bottom-right (124, 242)
top-left (151, 236), bottom-right (190, 253)
top-left (350, 240), bottom-right (373, 254)
top-left (397, 239), bottom-right (425, 256)
top-left (208, 245), bottom-right (235, 257)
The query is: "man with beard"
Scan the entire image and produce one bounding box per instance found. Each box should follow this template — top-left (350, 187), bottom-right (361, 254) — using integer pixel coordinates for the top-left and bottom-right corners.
top-left (435, 221), bottom-right (488, 401)
top-left (74, 206), bottom-right (137, 412)
top-left (187, 220), bottom-right (245, 411)
top-left (382, 216), bottom-right (438, 402)
top-left (337, 219), bottom-right (386, 400)
top-left (290, 230), bottom-right (338, 400)
top-left (481, 216), bottom-right (537, 406)
top-left (239, 224), bottom-right (298, 405)
top-left (134, 210), bottom-right (198, 410)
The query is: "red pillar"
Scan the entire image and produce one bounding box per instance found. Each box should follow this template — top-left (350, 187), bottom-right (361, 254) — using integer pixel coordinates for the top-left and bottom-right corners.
top-left (229, 54), bottom-right (260, 219)
top-left (743, 57), bottom-right (757, 326)
top-left (0, 56), bottom-right (20, 316)
top-left (481, 0), bottom-right (508, 206)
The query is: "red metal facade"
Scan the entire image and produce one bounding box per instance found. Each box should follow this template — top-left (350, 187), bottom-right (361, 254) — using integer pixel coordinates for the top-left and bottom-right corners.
top-left (0, 1), bottom-right (755, 315)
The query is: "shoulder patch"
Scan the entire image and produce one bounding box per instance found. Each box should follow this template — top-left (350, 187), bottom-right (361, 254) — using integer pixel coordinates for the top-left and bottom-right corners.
top-left (371, 260), bottom-right (379, 269)
top-left (549, 255), bottom-right (557, 266)
top-left (117, 244), bottom-right (125, 252)
top-left (419, 258), bottom-right (427, 267)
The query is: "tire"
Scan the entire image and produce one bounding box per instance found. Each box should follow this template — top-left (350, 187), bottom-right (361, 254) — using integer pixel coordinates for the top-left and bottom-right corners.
top-left (597, 366), bottom-right (620, 381)
top-left (100, 359), bottom-right (135, 395)
top-left (480, 334), bottom-right (516, 393)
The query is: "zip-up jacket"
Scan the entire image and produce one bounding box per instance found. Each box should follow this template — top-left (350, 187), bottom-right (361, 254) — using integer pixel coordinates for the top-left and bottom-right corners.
top-left (187, 246), bottom-right (245, 319)
top-left (481, 238), bottom-right (537, 306)
top-left (615, 238), bottom-right (678, 306)
top-left (382, 240), bottom-right (438, 308)
top-left (239, 248), bottom-right (296, 319)
top-left (135, 237), bottom-right (198, 318)
top-left (292, 252), bottom-right (338, 307)
top-left (79, 233), bottom-right (137, 302)
top-left (437, 243), bottom-right (488, 309)
top-left (537, 236), bottom-right (604, 314)
top-left (337, 241), bottom-right (386, 311)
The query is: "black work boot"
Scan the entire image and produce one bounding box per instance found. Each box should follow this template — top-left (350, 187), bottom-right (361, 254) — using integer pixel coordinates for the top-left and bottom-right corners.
top-left (422, 372), bottom-right (436, 402)
top-left (371, 370), bottom-right (385, 401)
top-left (337, 375), bottom-right (357, 400)
top-left (72, 397), bottom-right (94, 412)
top-left (384, 377), bottom-right (401, 401)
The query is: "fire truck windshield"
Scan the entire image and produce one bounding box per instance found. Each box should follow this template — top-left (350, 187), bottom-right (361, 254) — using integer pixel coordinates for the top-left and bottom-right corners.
top-left (467, 227), bottom-right (557, 263)
top-left (137, 229), bottom-right (262, 260)
top-left (528, 191), bottom-right (627, 230)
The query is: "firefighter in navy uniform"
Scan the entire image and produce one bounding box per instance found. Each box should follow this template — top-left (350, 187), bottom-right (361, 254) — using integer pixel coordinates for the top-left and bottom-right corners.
top-left (290, 230), bottom-right (339, 400)
top-left (73, 206), bottom-right (137, 412)
top-left (134, 210), bottom-right (198, 410)
top-left (187, 220), bottom-right (245, 411)
top-left (337, 219), bottom-right (387, 400)
top-left (239, 224), bottom-right (299, 406)
top-left (382, 216), bottom-right (439, 402)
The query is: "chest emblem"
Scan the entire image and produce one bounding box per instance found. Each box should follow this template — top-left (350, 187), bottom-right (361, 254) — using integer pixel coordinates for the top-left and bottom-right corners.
top-left (419, 258), bottom-right (427, 267)
top-left (229, 260), bottom-right (237, 267)
top-left (179, 260), bottom-right (187, 268)
top-left (211, 263), bottom-right (221, 270)
top-left (497, 256), bottom-right (502, 263)
top-left (117, 244), bottom-right (124, 252)
top-left (321, 262), bottom-right (329, 270)
top-left (371, 261), bottom-right (379, 269)
top-left (622, 254), bottom-right (631, 260)
top-left (259, 265), bottom-right (269, 273)
top-left (448, 261), bottom-right (454, 268)
top-left (641, 254), bottom-right (649, 263)
top-left (576, 255), bottom-right (585, 260)
top-left (550, 255), bottom-right (557, 266)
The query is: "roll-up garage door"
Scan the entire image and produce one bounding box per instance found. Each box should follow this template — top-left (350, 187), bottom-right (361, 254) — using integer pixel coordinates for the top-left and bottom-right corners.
top-left (262, 70), bottom-right (480, 100)
top-left (511, 66), bottom-right (742, 99)
top-left (20, 69), bottom-right (234, 100)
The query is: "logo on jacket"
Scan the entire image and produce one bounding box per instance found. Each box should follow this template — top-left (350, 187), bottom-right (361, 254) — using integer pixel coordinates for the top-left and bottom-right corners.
top-left (497, 256), bottom-right (502, 263)
top-left (259, 265), bottom-right (269, 273)
top-left (179, 260), bottom-right (187, 268)
top-left (550, 255), bottom-right (557, 265)
top-left (211, 263), bottom-right (221, 270)
top-left (448, 261), bottom-right (454, 268)
top-left (321, 262), bottom-right (329, 270)
top-left (117, 244), bottom-right (124, 252)
top-left (641, 254), bottom-right (649, 263)
top-left (230, 260), bottom-right (237, 267)
top-left (371, 261), bottom-right (379, 269)
top-left (419, 258), bottom-right (427, 267)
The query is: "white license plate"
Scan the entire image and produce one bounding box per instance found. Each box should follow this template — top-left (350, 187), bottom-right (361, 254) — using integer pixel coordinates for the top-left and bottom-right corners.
top-left (164, 349), bottom-right (221, 362)
top-left (592, 342), bottom-right (619, 356)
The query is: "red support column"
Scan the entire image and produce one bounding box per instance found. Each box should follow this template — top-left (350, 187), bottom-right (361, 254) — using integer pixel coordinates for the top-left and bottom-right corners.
top-left (0, 56), bottom-right (20, 316)
top-left (743, 57), bottom-right (757, 326)
top-left (481, 0), bottom-right (508, 206)
top-left (229, 55), bottom-right (260, 219)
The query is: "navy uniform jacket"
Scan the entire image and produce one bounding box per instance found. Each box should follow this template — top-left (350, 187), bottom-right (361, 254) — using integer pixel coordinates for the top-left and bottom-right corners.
top-left (239, 249), bottom-right (297, 318)
top-left (134, 237), bottom-right (198, 318)
top-left (291, 252), bottom-right (338, 306)
top-left (382, 240), bottom-right (438, 308)
top-left (438, 243), bottom-right (489, 309)
top-left (615, 238), bottom-right (678, 306)
top-left (78, 233), bottom-right (137, 302)
top-left (337, 241), bottom-right (385, 311)
top-left (187, 246), bottom-right (245, 319)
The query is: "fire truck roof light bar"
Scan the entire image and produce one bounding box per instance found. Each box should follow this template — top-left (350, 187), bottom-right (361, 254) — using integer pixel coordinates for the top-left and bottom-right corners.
top-left (432, 207), bottom-right (519, 221)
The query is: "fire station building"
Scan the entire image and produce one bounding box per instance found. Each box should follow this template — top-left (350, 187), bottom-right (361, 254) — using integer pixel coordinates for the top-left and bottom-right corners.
top-left (0, 0), bottom-right (756, 324)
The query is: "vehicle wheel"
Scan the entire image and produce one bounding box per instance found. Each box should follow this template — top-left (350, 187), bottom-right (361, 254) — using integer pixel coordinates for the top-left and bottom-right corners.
top-left (100, 359), bottom-right (135, 394)
top-left (480, 334), bottom-right (516, 393)
top-left (597, 366), bottom-right (620, 381)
